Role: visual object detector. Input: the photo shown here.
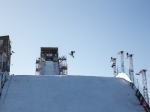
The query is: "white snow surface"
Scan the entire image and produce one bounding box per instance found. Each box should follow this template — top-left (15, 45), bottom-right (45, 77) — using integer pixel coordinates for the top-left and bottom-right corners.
top-left (116, 73), bottom-right (132, 82)
top-left (40, 61), bottom-right (57, 75)
top-left (0, 75), bottom-right (145, 112)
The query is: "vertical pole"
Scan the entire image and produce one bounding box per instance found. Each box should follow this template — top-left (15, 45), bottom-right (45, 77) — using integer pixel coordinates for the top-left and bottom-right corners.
top-left (137, 79), bottom-right (139, 90)
top-left (117, 66), bottom-right (118, 75)
top-left (118, 51), bottom-right (124, 73)
top-left (1, 52), bottom-right (4, 73)
top-left (126, 53), bottom-right (134, 83)
top-left (139, 69), bottom-right (149, 104)
top-left (35, 63), bottom-right (37, 75)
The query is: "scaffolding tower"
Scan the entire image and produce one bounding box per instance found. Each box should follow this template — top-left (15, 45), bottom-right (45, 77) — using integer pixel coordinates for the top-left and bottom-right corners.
top-left (59, 56), bottom-right (67, 75)
top-left (118, 51), bottom-right (124, 73)
top-left (136, 69), bottom-right (149, 105)
top-left (0, 35), bottom-right (12, 73)
top-left (126, 52), bottom-right (134, 83)
top-left (35, 47), bottom-right (68, 75)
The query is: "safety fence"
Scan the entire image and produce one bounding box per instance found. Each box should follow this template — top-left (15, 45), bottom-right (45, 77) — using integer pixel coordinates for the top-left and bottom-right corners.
top-left (116, 66), bottom-right (150, 112)
top-left (0, 72), bottom-right (9, 96)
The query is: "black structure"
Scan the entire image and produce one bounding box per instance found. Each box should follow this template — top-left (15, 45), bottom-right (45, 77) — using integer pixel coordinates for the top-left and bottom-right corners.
top-left (40, 47), bottom-right (58, 61)
top-left (0, 35), bottom-right (11, 72)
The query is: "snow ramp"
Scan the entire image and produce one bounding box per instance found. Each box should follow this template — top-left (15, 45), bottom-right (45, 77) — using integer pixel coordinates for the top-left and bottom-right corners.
top-left (0, 75), bottom-right (145, 112)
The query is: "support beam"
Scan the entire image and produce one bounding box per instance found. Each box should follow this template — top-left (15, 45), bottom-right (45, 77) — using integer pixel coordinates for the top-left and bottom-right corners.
top-left (117, 51), bottom-right (124, 73)
top-left (136, 69), bottom-right (149, 105)
top-left (126, 52), bottom-right (134, 83)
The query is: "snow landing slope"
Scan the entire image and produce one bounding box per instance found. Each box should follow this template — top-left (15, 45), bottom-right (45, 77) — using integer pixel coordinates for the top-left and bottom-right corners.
top-left (0, 75), bottom-right (145, 112)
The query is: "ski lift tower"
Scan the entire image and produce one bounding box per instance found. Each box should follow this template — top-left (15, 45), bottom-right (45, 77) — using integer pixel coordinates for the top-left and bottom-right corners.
top-left (0, 35), bottom-right (12, 73)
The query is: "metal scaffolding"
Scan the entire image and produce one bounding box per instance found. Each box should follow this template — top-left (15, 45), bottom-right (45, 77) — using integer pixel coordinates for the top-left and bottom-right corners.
top-left (126, 52), bottom-right (134, 83)
top-left (110, 57), bottom-right (117, 77)
top-left (59, 56), bottom-right (67, 75)
top-left (136, 69), bottom-right (149, 104)
top-left (117, 51), bottom-right (124, 73)
top-left (0, 36), bottom-right (12, 73)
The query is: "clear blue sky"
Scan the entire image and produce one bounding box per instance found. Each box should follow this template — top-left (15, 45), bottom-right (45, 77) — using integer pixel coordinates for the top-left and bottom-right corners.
top-left (0, 1), bottom-right (150, 95)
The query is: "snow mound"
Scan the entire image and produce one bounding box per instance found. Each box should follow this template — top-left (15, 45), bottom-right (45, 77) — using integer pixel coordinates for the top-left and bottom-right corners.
top-left (116, 73), bottom-right (132, 82)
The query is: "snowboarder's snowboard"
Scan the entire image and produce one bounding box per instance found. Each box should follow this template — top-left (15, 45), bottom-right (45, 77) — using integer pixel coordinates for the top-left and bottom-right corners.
top-left (69, 53), bottom-right (74, 58)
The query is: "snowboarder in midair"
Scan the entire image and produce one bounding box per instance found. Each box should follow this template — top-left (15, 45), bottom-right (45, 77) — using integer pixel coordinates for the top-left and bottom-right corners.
top-left (69, 51), bottom-right (75, 58)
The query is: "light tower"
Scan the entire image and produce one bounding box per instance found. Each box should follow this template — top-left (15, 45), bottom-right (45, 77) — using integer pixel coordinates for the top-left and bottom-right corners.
top-left (126, 52), bottom-right (134, 83)
top-left (117, 51), bottom-right (124, 73)
top-left (110, 57), bottom-right (117, 77)
top-left (136, 69), bottom-right (149, 104)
